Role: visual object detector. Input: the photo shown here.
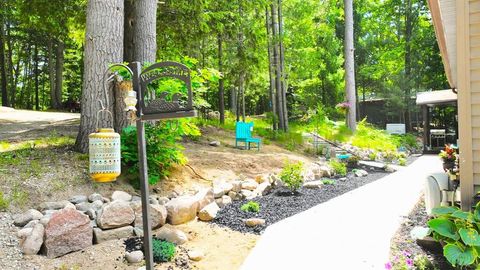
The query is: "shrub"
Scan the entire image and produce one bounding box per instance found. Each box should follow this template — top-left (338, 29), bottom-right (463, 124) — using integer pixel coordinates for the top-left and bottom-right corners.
top-left (427, 203), bottom-right (480, 267)
top-left (398, 158), bottom-right (407, 166)
top-left (368, 152), bottom-right (377, 161)
top-left (279, 161), bottom-right (304, 192)
top-left (321, 179), bottom-right (335, 185)
top-left (121, 120), bottom-right (200, 186)
top-left (0, 192), bottom-right (9, 211)
top-left (328, 160), bottom-right (347, 176)
top-left (152, 239), bottom-right (176, 262)
top-left (240, 201), bottom-right (260, 213)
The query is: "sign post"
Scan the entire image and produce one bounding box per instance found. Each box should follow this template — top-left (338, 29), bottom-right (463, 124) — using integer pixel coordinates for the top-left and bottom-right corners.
top-left (131, 61), bottom-right (196, 270)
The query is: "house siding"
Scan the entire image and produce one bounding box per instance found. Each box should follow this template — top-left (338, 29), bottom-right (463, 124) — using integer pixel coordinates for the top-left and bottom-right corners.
top-left (471, 0), bottom-right (480, 186)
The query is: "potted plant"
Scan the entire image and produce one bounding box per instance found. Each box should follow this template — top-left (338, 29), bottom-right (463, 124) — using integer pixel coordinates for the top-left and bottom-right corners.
top-left (439, 144), bottom-right (457, 172)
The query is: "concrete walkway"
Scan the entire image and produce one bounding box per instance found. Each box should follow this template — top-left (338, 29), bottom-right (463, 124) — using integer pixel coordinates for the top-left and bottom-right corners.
top-left (241, 155), bottom-right (441, 270)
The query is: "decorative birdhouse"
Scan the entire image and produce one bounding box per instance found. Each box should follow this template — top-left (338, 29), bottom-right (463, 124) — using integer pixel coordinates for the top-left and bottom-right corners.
top-left (89, 128), bottom-right (121, 182)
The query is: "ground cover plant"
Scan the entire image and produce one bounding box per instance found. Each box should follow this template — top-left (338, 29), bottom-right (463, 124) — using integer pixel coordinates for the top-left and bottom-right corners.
top-left (241, 201), bottom-right (260, 213)
top-left (152, 239), bottom-right (176, 263)
top-left (328, 160), bottom-right (347, 176)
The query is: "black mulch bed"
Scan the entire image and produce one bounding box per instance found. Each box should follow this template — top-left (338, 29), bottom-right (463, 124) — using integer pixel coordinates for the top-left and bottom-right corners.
top-left (390, 197), bottom-right (453, 269)
top-left (213, 162), bottom-right (399, 234)
top-left (124, 237), bottom-right (191, 270)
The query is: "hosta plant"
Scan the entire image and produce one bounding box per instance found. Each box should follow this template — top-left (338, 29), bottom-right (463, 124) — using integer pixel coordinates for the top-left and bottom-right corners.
top-left (427, 203), bottom-right (480, 267)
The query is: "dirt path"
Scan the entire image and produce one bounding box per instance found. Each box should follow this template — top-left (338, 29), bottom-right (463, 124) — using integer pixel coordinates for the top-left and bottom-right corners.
top-left (0, 107), bottom-right (80, 141)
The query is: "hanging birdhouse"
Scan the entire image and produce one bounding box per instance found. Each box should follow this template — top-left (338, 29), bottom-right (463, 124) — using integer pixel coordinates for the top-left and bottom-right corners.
top-left (89, 128), bottom-right (121, 182)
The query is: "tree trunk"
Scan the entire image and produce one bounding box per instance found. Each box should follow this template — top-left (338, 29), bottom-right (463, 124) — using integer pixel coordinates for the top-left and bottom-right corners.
top-left (133, 0), bottom-right (157, 63)
top-left (48, 39), bottom-right (57, 109)
top-left (75, 0), bottom-right (124, 153)
top-left (238, 0), bottom-right (246, 122)
top-left (123, 0), bottom-right (135, 62)
top-left (34, 45), bottom-right (39, 110)
top-left (218, 35), bottom-right (225, 124)
top-left (266, 7), bottom-right (277, 130)
top-left (0, 16), bottom-right (8, 107)
top-left (271, 2), bottom-right (285, 131)
top-left (231, 87), bottom-right (237, 116)
top-left (5, 23), bottom-right (14, 107)
top-left (277, 0), bottom-right (288, 131)
top-left (344, 0), bottom-right (357, 131)
top-left (404, 0), bottom-right (413, 132)
top-left (55, 40), bottom-right (64, 108)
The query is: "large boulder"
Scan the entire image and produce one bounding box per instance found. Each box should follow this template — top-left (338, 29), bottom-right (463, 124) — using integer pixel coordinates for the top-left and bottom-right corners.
top-left (198, 202), bottom-right (220, 221)
top-left (155, 226), bottom-right (188, 245)
top-left (93, 226), bottom-right (134, 244)
top-left (192, 188), bottom-right (214, 212)
top-left (13, 209), bottom-right (43, 227)
top-left (96, 201), bottom-right (135, 229)
top-left (130, 201), bottom-right (167, 229)
top-left (43, 208), bottom-right (92, 258)
top-left (21, 223), bottom-right (44, 255)
top-left (165, 196), bottom-right (198, 225)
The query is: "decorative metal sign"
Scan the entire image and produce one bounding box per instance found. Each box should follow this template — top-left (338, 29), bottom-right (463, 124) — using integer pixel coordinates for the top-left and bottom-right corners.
top-left (101, 61), bottom-right (196, 270)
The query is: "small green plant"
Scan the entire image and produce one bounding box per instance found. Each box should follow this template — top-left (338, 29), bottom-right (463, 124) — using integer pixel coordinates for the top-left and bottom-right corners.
top-left (398, 158), bottom-right (407, 166)
top-left (346, 155), bottom-right (360, 167)
top-left (279, 161), bottom-right (304, 192)
top-left (368, 151), bottom-right (377, 161)
top-left (241, 201), bottom-right (260, 213)
top-left (427, 203), bottom-right (480, 267)
top-left (382, 151), bottom-right (397, 163)
top-left (152, 239), bottom-right (176, 262)
top-left (0, 191), bottom-right (9, 211)
top-left (328, 160), bottom-right (347, 176)
top-left (321, 179), bottom-right (335, 185)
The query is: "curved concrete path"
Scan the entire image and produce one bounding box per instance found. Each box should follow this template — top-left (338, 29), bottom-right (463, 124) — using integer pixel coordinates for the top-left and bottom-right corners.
top-left (241, 155), bottom-right (441, 270)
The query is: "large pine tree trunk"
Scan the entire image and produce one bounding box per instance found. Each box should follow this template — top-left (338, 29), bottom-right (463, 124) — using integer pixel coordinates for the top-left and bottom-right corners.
top-left (48, 39), bottom-right (57, 109)
top-left (238, 1), bottom-right (246, 122)
top-left (6, 23), bottom-right (14, 107)
top-left (266, 7), bottom-right (277, 130)
top-left (344, 0), bottom-right (357, 131)
top-left (133, 0), bottom-right (157, 63)
top-left (277, 0), bottom-right (288, 131)
top-left (55, 40), bottom-right (64, 108)
top-left (271, 2), bottom-right (285, 131)
top-left (0, 16), bottom-right (8, 107)
top-left (404, 0), bottom-right (413, 132)
top-left (218, 35), bottom-right (225, 124)
top-left (75, 0), bottom-right (124, 153)
top-left (123, 0), bottom-right (135, 62)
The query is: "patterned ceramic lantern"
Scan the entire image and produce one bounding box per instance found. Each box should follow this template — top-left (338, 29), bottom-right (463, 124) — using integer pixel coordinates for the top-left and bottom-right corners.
top-left (89, 128), bottom-right (121, 182)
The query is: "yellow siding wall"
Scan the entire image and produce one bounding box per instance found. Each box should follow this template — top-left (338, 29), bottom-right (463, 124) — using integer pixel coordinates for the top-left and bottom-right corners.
top-left (471, 0), bottom-right (480, 184)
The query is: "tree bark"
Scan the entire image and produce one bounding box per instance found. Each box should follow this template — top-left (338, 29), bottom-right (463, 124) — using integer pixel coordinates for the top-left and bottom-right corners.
top-left (34, 45), bottom-right (39, 110)
top-left (266, 7), bottom-right (277, 130)
top-left (55, 40), bottom-right (64, 108)
top-left (271, 2), bottom-right (285, 131)
top-left (48, 39), bottom-right (57, 109)
top-left (5, 23), bottom-right (14, 107)
top-left (75, 0), bottom-right (124, 153)
top-left (0, 16), bottom-right (8, 107)
top-left (404, 0), bottom-right (413, 132)
top-left (123, 0), bottom-right (135, 62)
top-left (238, 0), bottom-right (246, 122)
top-left (218, 35), bottom-right (225, 124)
top-left (277, 0), bottom-right (288, 131)
top-left (133, 0), bottom-right (157, 63)
top-left (344, 0), bottom-right (357, 131)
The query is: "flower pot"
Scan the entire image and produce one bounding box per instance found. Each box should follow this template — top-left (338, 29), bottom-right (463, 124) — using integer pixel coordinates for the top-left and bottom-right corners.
top-left (443, 161), bottom-right (455, 171)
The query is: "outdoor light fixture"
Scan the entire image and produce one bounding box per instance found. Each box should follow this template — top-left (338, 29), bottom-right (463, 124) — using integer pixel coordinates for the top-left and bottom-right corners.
top-left (124, 90), bottom-right (138, 111)
top-left (88, 64), bottom-right (136, 182)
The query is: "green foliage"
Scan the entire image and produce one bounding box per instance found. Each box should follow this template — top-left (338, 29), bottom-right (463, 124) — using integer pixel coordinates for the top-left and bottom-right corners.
top-left (398, 158), bottom-right (407, 166)
top-left (350, 120), bottom-right (398, 152)
top-left (321, 179), bottom-right (335, 185)
top-left (279, 161), bottom-right (304, 192)
top-left (240, 201), bottom-right (260, 213)
top-left (328, 160), bottom-right (347, 176)
top-left (0, 192), bottom-right (9, 211)
top-left (427, 203), bottom-right (480, 267)
top-left (121, 120), bottom-right (200, 186)
top-left (413, 254), bottom-right (434, 270)
top-left (152, 239), bottom-right (176, 263)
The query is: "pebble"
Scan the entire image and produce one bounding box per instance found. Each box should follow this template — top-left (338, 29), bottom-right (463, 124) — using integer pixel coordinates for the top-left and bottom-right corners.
top-left (188, 249), bottom-right (205, 261)
top-left (125, 250), bottom-right (144, 263)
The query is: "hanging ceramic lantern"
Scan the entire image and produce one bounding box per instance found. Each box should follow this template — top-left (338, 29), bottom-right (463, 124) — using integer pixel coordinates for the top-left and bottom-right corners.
top-left (89, 128), bottom-right (121, 182)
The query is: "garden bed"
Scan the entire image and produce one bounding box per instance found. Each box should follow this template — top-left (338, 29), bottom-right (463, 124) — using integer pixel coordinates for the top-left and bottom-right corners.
top-left (213, 163), bottom-right (392, 234)
top-left (389, 197), bottom-right (453, 270)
